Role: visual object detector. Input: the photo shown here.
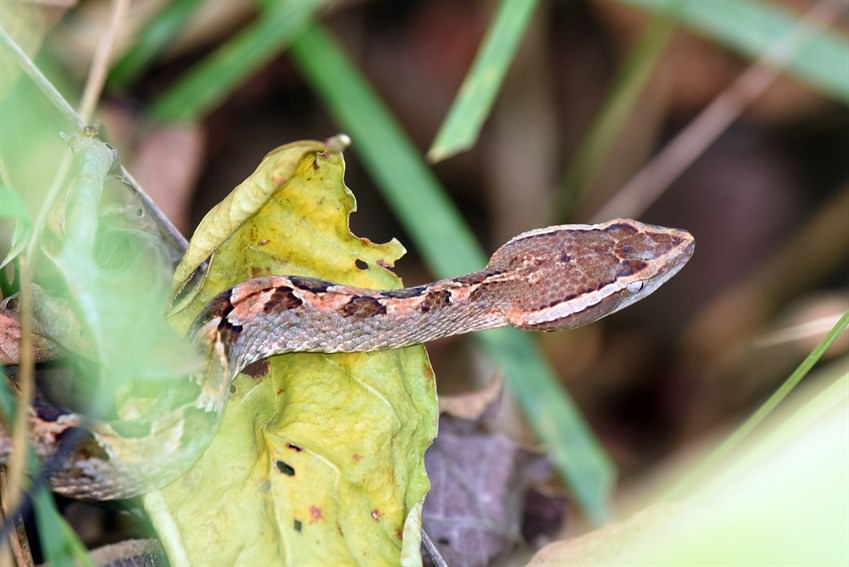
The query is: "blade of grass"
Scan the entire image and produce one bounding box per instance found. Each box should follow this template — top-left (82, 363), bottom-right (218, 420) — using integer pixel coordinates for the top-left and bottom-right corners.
top-left (427, 0), bottom-right (538, 162)
top-left (618, 0), bottom-right (849, 103)
top-left (555, 14), bottom-right (675, 222)
top-left (108, 0), bottom-right (205, 88)
top-left (672, 307), bottom-right (849, 497)
top-left (150, 0), bottom-right (320, 122)
top-left (32, 489), bottom-right (93, 567)
top-left (592, 0), bottom-right (844, 222)
top-left (289, 24), bottom-right (614, 525)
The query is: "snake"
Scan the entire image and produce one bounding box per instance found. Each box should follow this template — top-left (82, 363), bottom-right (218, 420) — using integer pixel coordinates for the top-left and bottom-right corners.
top-left (1, 218), bottom-right (694, 500)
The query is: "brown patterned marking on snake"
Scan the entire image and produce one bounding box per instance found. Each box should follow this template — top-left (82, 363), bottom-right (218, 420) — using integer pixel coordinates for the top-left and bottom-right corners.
top-left (616, 259), bottom-right (648, 277)
top-left (33, 399), bottom-right (72, 422)
top-left (468, 282), bottom-right (499, 303)
top-left (382, 286), bottom-right (426, 299)
top-left (218, 317), bottom-right (243, 346)
top-left (355, 259), bottom-right (368, 270)
top-left (263, 287), bottom-right (302, 314)
top-left (420, 290), bottom-right (451, 313)
top-left (197, 290), bottom-right (235, 322)
top-left (604, 222), bottom-right (639, 234)
top-left (56, 427), bottom-right (109, 462)
top-left (452, 272), bottom-right (488, 286)
top-left (341, 296), bottom-right (387, 318)
top-left (288, 275), bottom-right (332, 294)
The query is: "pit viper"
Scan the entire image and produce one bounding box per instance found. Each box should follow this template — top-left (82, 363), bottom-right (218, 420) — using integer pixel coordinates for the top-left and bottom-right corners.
top-left (1, 218), bottom-right (694, 499)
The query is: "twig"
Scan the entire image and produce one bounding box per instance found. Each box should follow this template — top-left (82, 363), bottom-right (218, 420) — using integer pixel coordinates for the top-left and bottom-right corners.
top-left (0, 13), bottom-right (187, 254)
top-left (78, 0), bottom-right (130, 123)
top-left (0, 470), bottom-right (33, 567)
top-left (0, 24), bottom-right (81, 130)
top-left (1, 254), bottom-right (33, 567)
top-left (591, 0), bottom-right (845, 222)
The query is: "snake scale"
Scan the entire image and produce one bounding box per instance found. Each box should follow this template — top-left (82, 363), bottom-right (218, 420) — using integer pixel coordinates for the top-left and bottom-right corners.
top-left (1, 219), bottom-right (694, 499)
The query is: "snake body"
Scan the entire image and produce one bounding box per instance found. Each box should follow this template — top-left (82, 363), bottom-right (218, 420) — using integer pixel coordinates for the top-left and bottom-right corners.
top-left (2, 219), bottom-right (694, 499)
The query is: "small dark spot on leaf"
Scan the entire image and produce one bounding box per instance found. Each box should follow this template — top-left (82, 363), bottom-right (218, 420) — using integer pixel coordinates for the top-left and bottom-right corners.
top-left (371, 509), bottom-right (382, 520)
top-left (242, 359), bottom-right (269, 378)
top-left (229, 384), bottom-right (236, 394)
top-left (355, 259), bottom-right (368, 270)
top-left (294, 519), bottom-right (302, 532)
top-left (276, 460), bottom-right (295, 476)
top-left (437, 537), bottom-right (450, 546)
top-left (287, 443), bottom-right (302, 452)
top-left (258, 239), bottom-right (269, 246)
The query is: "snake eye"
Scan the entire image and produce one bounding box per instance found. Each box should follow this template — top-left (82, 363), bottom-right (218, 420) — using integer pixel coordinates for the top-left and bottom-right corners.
top-left (625, 281), bottom-right (644, 294)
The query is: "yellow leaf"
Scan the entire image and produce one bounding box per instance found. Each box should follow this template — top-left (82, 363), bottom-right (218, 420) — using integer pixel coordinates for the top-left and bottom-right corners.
top-left (151, 138), bottom-right (437, 566)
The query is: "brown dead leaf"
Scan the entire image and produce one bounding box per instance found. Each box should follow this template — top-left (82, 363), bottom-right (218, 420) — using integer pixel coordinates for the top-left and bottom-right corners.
top-left (423, 411), bottom-right (564, 566)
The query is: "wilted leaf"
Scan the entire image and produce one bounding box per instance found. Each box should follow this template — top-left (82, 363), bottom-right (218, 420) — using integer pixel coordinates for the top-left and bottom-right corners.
top-left (423, 411), bottom-right (563, 567)
top-left (45, 136), bottom-right (196, 396)
top-left (152, 138), bottom-right (437, 566)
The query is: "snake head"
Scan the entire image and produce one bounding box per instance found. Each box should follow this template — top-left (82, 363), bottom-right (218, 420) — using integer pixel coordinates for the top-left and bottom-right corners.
top-left (487, 219), bottom-right (695, 331)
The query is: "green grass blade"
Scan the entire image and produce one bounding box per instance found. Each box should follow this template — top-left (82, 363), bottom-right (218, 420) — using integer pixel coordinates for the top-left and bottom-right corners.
top-left (673, 307), bottom-right (849, 497)
top-left (108, 0), bottom-right (205, 88)
top-left (32, 488), bottom-right (94, 567)
top-left (427, 0), bottom-right (539, 162)
top-left (556, 14), bottom-right (675, 220)
top-left (289, 24), bottom-right (613, 524)
top-left (151, 0), bottom-right (320, 122)
top-left (619, 0), bottom-right (849, 103)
